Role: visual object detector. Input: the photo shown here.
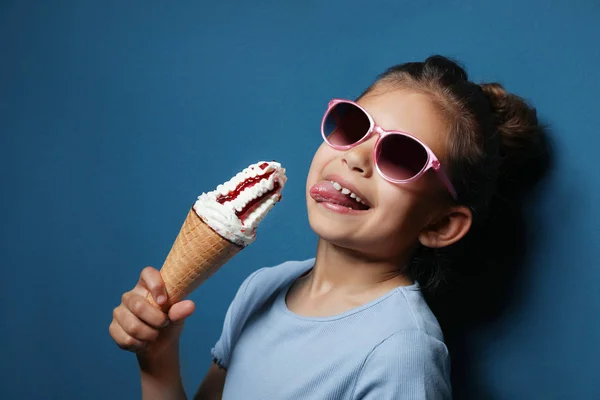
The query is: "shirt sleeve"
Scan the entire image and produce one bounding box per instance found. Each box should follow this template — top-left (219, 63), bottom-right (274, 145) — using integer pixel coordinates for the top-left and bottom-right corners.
top-left (210, 268), bottom-right (266, 370)
top-left (352, 330), bottom-right (452, 400)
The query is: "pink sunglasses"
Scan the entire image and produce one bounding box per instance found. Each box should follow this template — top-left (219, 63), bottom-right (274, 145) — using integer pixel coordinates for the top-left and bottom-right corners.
top-left (321, 99), bottom-right (458, 199)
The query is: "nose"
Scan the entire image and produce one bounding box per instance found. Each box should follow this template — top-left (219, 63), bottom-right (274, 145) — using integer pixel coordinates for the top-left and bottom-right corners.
top-left (341, 136), bottom-right (376, 177)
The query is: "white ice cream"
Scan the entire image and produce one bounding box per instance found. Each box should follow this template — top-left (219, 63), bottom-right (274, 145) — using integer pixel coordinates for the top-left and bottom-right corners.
top-left (193, 161), bottom-right (286, 246)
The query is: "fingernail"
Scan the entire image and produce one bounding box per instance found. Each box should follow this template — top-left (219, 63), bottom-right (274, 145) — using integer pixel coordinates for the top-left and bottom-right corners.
top-left (156, 295), bottom-right (166, 305)
top-left (161, 319), bottom-right (170, 328)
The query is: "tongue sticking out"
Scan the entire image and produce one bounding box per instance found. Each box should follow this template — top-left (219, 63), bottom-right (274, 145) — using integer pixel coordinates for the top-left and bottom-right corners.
top-left (309, 181), bottom-right (369, 210)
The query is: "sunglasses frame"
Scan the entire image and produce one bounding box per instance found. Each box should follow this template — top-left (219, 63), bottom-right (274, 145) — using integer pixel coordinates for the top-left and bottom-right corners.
top-left (321, 99), bottom-right (458, 200)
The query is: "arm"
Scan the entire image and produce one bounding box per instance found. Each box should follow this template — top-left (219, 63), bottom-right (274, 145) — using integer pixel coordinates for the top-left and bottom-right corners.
top-left (136, 326), bottom-right (188, 400)
top-left (110, 265), bottom-right (255, 400)
top-left (140, 362), bottom-right (186, 400)
top-left (108, 266), bottom-right (196, 400)
top-left (193, 363), bottom-right (227, 400)
top-left (352, 331), bottom-right (451, 400)
top-left (138, 361), bottom-right (226, 400)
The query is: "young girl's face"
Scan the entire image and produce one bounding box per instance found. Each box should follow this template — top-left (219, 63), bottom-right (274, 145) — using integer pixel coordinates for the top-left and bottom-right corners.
top-left (306, 87), bottom-right (451, 261)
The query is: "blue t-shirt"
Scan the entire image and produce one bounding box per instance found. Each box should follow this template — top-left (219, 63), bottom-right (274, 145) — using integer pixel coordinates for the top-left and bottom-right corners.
top-left (211, 259), bottom-right (451, 399)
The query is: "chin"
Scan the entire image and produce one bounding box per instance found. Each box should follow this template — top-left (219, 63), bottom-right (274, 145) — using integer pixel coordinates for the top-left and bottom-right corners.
top-left (307, 200), bottom-right (414, 259)
top-left (306, 203), bottom-right (365, 250)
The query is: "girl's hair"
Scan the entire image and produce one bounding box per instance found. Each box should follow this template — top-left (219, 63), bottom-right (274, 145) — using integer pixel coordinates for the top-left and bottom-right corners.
top-left (360, 55), bottom-right (546, 292)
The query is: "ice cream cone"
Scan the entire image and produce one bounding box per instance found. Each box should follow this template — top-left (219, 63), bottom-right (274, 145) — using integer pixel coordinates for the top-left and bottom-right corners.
top-left (147, 160), bottom-right (286, 312)
top-left (147, 208), bottom-right (242, 312)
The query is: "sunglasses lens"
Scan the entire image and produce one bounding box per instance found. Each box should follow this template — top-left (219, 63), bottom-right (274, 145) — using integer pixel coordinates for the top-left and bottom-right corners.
top-left (377, 134), bottom-right (428, 181)
top-left (323, 102), bottom-right (370, 146)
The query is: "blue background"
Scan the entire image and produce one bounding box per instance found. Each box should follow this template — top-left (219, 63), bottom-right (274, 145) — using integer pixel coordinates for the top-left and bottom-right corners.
top-left (1, 1), bottom-right (599, 399)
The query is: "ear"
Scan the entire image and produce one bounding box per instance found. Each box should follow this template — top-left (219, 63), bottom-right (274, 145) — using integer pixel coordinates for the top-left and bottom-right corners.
top-left (418, 205), bottom-right (472, 248)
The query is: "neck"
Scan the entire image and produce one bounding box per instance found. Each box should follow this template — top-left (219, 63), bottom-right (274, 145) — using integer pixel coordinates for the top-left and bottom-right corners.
top-left (305, 239), bottom-right (414, 295)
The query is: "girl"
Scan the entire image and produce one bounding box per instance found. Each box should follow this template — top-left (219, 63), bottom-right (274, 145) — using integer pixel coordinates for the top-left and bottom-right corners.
top-left (109, 56), bottom-right (542, 399)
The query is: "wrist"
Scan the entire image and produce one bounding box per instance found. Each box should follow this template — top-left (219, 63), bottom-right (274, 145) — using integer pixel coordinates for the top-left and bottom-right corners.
top-left (140, 366), bottom-right (182, 385)
top-left (137, 351), bottom-right (180, 378)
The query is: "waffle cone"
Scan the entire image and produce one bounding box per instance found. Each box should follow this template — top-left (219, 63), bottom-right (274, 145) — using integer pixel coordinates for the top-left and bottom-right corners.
top-left (148, 208), bottom-right (243, 312)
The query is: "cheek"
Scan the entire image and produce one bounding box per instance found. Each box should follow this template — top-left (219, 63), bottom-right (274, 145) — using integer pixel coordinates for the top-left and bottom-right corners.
top-left (374, 184), bottom-right (434, 234)
top-left (386, 170), bottom-right (442, 202)
top-left (306, 143), bottom-right (335, 187)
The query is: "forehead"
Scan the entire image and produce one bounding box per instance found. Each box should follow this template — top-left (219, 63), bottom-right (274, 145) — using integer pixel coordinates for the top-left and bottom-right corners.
top-left (357, 87), bottom-right (449, 161)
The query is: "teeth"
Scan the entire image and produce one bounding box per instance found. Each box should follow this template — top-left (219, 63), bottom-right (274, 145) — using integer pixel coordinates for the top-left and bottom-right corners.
top-left (330, 180), bottom-right (367, 206)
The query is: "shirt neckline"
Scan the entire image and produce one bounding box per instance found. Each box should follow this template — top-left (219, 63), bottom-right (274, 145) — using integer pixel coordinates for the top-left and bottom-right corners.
top-left (276, 260), bottom-right (420, 322)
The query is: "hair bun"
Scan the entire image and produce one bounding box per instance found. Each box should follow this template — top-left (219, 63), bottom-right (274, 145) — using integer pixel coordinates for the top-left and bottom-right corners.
top-left (481, 82), bottom-right (542, 161)
top-left (480, 82), bottom-right (548, 195)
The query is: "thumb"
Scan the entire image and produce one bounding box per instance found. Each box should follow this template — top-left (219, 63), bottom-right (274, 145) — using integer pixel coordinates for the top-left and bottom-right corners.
top-left (168, 300), bottom-right (196, 325)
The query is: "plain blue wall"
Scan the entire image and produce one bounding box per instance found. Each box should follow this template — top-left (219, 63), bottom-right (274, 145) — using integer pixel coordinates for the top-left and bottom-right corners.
top-left (2, 1), bottom-right (599, 399)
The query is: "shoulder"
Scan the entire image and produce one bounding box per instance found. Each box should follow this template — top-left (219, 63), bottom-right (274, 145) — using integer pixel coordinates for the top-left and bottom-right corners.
top-left (225, 258), bottom-right (314, 315)
top-left (368, 330), bottom-right (449, 365)
top-left (237, 258), bottom-right (314, 299)
top-left (211, 258), bottom-right (314, 369)
top-left (390, 285), bottom-right (445, 342)
top-left (366, 284), bottom-right (444, 344)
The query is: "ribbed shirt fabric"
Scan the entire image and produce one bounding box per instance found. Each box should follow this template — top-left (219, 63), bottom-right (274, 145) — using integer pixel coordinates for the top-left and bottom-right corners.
top-left (211, 259), bottom-right (451, 399)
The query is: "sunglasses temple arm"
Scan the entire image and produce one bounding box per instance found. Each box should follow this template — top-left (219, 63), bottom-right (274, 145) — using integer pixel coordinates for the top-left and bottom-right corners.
top-left (435, 167), bottom-right (458, 200)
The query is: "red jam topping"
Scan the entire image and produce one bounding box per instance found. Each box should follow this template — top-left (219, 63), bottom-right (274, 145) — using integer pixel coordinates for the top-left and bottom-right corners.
top-left (216, 170), bottom-right (276, 204)
top-left (215, 167), bottom-right (281, 221)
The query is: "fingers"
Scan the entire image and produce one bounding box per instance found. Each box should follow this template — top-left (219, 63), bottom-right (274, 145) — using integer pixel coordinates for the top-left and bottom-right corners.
top-left (113, 305), bottom-right (161, 342)
top-left (138, 266), bottom-right (168, 306)
top-left (110, 299), bottom-right (195, 352)
top-left (110, 266), bottom-right (199, 354)
top-left (168, 300), bottom-right (196, 324)
top-left (122, 291), bottom-right (169, 329)
top-left (109, 318), bottom-right (146, 352)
